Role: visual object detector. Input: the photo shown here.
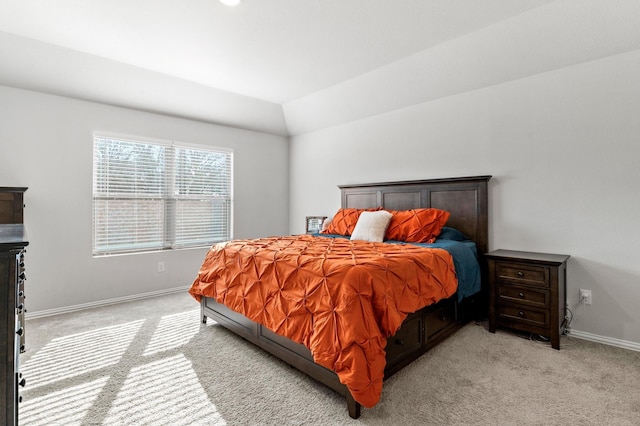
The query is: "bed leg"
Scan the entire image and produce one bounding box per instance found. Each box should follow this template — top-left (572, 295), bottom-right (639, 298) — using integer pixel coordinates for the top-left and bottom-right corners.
top-left (346, 391), bottom-right (361, 419)
top-left (200, 301), bottom-right (207, 324)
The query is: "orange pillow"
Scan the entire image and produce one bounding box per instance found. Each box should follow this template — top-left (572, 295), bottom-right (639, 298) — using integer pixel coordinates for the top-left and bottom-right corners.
top-left (385, 208), bottom-right (450, 243)
top-left (322, 208), bottom-right (380, 236)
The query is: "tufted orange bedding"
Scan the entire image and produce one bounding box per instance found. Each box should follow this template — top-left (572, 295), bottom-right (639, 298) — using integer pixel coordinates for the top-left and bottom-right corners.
top-left (189, 235), bottom-right (458, 407)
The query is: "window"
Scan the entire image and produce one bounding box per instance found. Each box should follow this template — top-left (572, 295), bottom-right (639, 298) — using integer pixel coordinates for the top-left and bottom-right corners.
top-left (92, 133), bottom-right (233, 256)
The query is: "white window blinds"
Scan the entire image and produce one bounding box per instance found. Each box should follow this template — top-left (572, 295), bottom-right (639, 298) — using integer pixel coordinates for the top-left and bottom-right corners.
top-left (92, 134), bottom-right (233, 256)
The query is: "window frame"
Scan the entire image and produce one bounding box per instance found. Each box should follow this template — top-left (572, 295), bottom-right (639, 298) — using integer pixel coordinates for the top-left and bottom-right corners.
top-left (92, 132), bottom-right (233, 257)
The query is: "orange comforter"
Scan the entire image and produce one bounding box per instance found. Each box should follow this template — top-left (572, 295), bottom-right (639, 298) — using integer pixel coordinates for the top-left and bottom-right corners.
top-left (189, 235), bottom-right (457, 407)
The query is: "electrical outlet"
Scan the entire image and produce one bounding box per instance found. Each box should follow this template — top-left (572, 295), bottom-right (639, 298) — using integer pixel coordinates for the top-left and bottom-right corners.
top-left (579, 289), bottom-right (592, 305)
top-left (157, 261), bottom-right (166, 273)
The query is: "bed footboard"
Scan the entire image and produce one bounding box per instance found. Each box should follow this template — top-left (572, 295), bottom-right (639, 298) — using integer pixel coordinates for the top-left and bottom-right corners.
top-left (201, 294), bottom-right (466, 418)
top-left (200, 297), bottom-right (358, 411)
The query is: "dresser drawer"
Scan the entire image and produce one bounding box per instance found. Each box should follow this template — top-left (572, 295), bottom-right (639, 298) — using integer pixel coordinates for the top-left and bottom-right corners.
top-left (496, 262), bottom-right (549, 288)
top-left (497, 304), bottom-right (548, 329)
top-left (498, 283), bottom-right (548, 309)
top-left (16, 251), bottom-right (26, 352)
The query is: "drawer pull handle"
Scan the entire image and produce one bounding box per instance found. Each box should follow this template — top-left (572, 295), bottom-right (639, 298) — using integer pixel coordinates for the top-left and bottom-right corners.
top-left (395, 339), bottom-right (404, 346)
top-left (517, 271), bottom-right (524, 278)
top-left (518, 311), bottom-right (525, 317)
top-left (518, 292), bottom-right (525, 298)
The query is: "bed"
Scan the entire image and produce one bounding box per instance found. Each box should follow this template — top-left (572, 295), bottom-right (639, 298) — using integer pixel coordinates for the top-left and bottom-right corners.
top-left (189, 175), bottom-right (490, 418)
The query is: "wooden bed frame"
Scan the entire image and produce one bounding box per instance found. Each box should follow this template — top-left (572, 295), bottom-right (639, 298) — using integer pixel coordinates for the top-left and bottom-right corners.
top-left (200, 175), bottom-right (491, 418)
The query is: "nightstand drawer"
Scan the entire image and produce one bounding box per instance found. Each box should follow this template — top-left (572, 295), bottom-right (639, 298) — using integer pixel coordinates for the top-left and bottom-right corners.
top-left (498, 305), bottom-right (548, 328)
top-left (496, 263), bottom-right (549, 288)
top-left (498, 284), bottom-right (548, 308)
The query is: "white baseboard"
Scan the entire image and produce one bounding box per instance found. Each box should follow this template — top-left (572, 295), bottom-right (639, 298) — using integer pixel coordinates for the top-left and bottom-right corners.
top-left (25, 291), bottom-right (640, 354)
top-left (25, 286), bottom-right (191, 320)
top-left (568, 329), bottom-right (640, 352)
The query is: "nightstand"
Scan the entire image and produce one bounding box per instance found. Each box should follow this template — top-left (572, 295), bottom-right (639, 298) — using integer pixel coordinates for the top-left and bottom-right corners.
top-left (487, 250), bottom-right (570, 350)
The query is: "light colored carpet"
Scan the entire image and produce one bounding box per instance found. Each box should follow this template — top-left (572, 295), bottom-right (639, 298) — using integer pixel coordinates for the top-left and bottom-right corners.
top-left (21, 292), bottom-right (640, 426)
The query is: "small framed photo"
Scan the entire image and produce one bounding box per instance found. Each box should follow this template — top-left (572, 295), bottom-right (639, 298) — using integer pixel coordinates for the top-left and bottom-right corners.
top-left (306, 216), bottom-right (327, 234)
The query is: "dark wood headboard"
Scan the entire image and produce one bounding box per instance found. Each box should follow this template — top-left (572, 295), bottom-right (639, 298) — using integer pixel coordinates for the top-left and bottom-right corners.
top-left (339, 176), bottom-right (491, 257)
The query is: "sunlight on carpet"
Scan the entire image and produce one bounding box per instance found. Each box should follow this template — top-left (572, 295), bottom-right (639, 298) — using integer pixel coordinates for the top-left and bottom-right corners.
top-left (20, 377), bottom-right (110, 425)
top-left (143, 310), bottom-right (202, 356)
top-left (21, 320), bottom-right (144, 389)
top-left (21, 308), bottom-right (226, 425)
top-left (103, 353), bottom-right (224, 425)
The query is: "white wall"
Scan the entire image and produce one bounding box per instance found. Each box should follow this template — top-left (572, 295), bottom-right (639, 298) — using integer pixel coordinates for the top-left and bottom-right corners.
top-left (0, 86), bottom-right (289, 314)
top-left (289, 49), bottom-right (640, 347)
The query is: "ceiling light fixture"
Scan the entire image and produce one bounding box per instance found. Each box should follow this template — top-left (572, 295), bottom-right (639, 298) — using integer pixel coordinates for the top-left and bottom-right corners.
top-left (219, 0), bottom-right (241, 6)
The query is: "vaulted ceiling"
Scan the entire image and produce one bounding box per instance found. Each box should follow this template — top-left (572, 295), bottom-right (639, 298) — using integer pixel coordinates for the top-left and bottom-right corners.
top-left (1, 1), bottom-right (638, 136)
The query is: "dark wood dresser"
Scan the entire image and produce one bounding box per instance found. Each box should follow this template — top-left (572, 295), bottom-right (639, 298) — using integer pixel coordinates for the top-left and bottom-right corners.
top-left (0, 187), bottom-right (28, 425)
top-left (487, 249), bottom-right (569, 350)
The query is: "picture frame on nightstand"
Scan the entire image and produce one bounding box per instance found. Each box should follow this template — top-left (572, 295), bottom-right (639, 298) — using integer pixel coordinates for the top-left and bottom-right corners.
top-left (305, 216), bottom-right (326, 234)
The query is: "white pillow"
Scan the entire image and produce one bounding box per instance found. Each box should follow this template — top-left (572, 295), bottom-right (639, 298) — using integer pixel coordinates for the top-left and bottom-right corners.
top-left (350, 210), bottom-right (393, 243)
